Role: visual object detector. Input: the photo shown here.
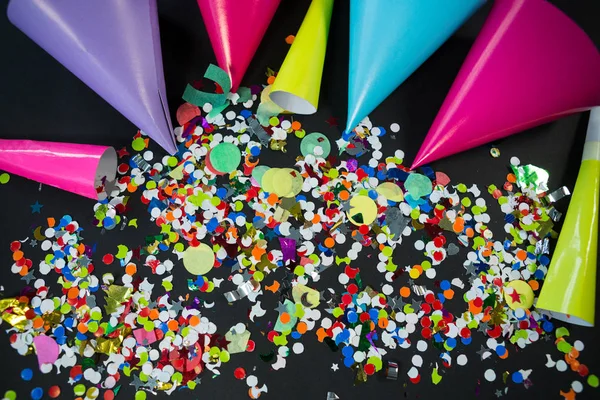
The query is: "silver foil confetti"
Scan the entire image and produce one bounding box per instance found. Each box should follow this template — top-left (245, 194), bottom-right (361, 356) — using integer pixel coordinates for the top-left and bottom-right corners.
top-left (131, 154), bottom-right (152, 173)
top-left (545, 186), bottom-right (571, 203)
top-left (224, 279), bottom-right (259, 302)
top-left (384, 361), bottom-right (399, 380)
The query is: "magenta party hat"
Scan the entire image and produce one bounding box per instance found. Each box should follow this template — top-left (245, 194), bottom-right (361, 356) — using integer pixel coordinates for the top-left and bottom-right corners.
top-left (411, 0), bottom-right (600, 169)
top-left (0, 139), bottom-right (117, 200)
top-left (7, 0), bottom-right (177, 154)
top-left (197, 0), bottom-right (281, 92)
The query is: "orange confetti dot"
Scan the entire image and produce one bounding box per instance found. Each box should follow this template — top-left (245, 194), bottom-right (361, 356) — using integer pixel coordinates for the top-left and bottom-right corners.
top-left (167, 320), bottom-right (179, 331)
top-left (67, 287), bottom-right (79, 299)
top-left (399, 286), bottom-right (411, 298)
top-left (291, 121), bottom-right (302, 131)
top-left (465, 227), bottom-right (474, 238)
top-left (279, 312), bottom-right (291, 324)
top-left (296, 321), bottom-right (308, 334)
top-left (18, 266), bottom-right (29, 277)
top-left (125, 263), bottom-right (137, 276)
top-left (285, 35), bottom-right (295, 44)
top-left (77, 322), bottom-right (88, 333)
top-left (127, 182), bottom-right (137, 193)
top-left (12, 250), bottom-right (24, 261)
top-left (498, 349), bottom-right (509, 359)
top-left (528, 280), bottom-right (539, 291)
top-left (324, 237), bottom-right (335, 248)
top-left (507, 173), bottom-right (517, 183)
top-left (312, 214), bottom-right (321, 224)
top-left (338, 190), bottom-right (350, 201)
top-left (149, 309), bottom-right (159, 320)
top-left (189, 315), bottom-right (200, 326)
top-left (516, 250), bottom-right (527, 261)
top-left (267, 193), bottom-right (279, 206)
top-left (443, 289), bottom-right (455, 300)
top-left (47, 217), bottom-right (56, 227)
top-left (267, 75), bottom-right (276, 85)
top-left (378, 318), bottom-right (388, 329)
top-left (32, 317), bottom-right (44, 329)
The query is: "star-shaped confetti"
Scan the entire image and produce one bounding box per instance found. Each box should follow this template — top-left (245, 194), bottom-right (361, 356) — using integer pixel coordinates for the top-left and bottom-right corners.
top-left (30, 201), bottom-right (43, 214)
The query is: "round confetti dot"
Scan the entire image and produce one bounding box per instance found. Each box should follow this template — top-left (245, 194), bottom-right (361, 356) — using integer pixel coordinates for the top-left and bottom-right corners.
top-left (183, 243), bottom-right (215, 276)
top-left (0, 173), bottom-right (10, 184)
top-left (135, 391), bottom-right (147, 400)
top-left (292, 343), bottom-right (304, 354)
top-left (457, 354), bottom-right (468, 366)
top-left (572, 381), bottom-right (583, 393)
top-left (511, 371), bottom-right (523, 384)
top-left (556, 360), bottom-right (568, 372)
top-left (484, 369), bottom-right (496, 382)
top-left (21, 368), bottom-right (33, 381)
top-left (48, 386), bottom-right (61, 398)
top-left (4, 390), bottom-right (17, 400)
top-left (510, 156), bottom-right (520, 166)
top-left (301, 132), bottom-right (331, 158)
top-left (209, 143), bottom-right (241, 173)
top-left (234, 368), bottom-right (247, 380)
top-left (246, 375), bottom-right (258, 387)
top-left (347, 195), bottom-right (378, 226)
top-left (31, 387), bottom-right (43, 400)
top-left (376, 182), bottom-right (404, 202)
top-left (390, 123), bottom-right (400, 133)
top-left (588, 374), bottom-right (599, 388)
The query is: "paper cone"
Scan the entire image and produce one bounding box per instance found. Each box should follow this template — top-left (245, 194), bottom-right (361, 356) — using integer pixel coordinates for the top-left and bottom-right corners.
top-left (536, 108), bottom-right (600, 327)
top-left (197, 0), bottom-right (281, 92)
top-left (345, 0), bottom-right (484, 133)
top-left (411, 0), bottom-right (600, 169)
top-left (7, 0), bottom-right (177, 154)
top-left (0, 139), bottom-right (117, 200)
top-left (270, 0), bottom-right (334, 114)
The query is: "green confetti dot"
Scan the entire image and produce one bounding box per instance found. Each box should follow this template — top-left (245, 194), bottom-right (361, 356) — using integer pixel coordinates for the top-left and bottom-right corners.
top-left (295, 129), bottom-right (306, 138)
top-left (171, 372), bottom-right (183, 384)
top-left (421, 260), bottom-right (432, 270)
top-left (461, 197), bottom-right (472, 207)
top-left (174, 243), bottom-right (185, 252)
top-left (74, 384), bottom-right (86, 396)
top-left (555, 326), bottom-right (570, 338)
top-left (382, 246), bottom-right (393, 257)
top-left (187, 381), bottom-right (197, 390)
top-left (167, 156), bottom-right (178, 167)
top-left (405, 173), bottom-right (432, 198)
top-left (293, 265), bottom-right (305, 276)
top-left (0, 173), bottom-right (10, 184)
top-left (556, 340), bottom-right (572, 354)
top-left (253, 271), bottom-right (264, 282)
top-left (132, 137), bottom-right (146, 151)
top-left (220, 350), bottom-right (231, 363)
top-left (456, 183), bottom-right (468, 193)
top-left (87, 321), bottom-right (99, 333)
top-left (91, 310), bottom-right (103, 320)
top-left (410, 208), bottom-right (420, 220)
top-left (269, 116), bottom-right (280, 126)
top-left (135, 391), bottom-right (147, 400)
top-left (210, 143), bottom-right (241, 173)
top-left (4, 390), bottom-right (17, 400)
top-left (144, 320), bottom-right (155, 332)
top-left (588, 374), bottom-right (599, 388)
top-left (210, 347), bottom-right (220, 357)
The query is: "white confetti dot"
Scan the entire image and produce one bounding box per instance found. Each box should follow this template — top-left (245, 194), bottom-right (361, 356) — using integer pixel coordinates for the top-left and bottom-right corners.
top-left (572, 381), bottom-right (583, 393)
top-left (573, 340), bottom-right (584, 351)
top-left (510, 156), bottom-right (520, 166)
top-left (414, 240), bottom-right (425, 250)
top-left (338, 273), bottom-right (349, 285)
top-left (382, 284), bottom-right (393, 295)
top-left (292, 343), bottom-right (304, 354)
top-left (390, 123), bottom-right (400, 133)
top-left (484, 369), bottom-right (496, 382)
top-left (457, 354), bottom-right (468, 366)
top-left (411, 355), bottom-right (423, 367)
top-left (556, 360), bottom-right (568, 372)
top-left (416, 340), bottom-right (428, 352)
top-left (246, 375), bottom-right (258, 387)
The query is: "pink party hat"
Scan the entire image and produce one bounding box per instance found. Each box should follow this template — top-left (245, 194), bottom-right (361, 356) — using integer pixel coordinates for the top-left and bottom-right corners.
top-left (412, 0), bottom-right (600, 169)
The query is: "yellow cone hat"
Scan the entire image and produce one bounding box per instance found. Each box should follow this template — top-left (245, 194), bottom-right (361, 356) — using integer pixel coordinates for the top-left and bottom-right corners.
top-left (270, 0), bottom-right (334, 114)
top-left (537, 107), bottom-right (600, 327)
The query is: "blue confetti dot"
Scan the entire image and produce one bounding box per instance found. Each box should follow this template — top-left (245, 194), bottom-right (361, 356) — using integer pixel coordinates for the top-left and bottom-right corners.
top-left (240, 109), bottom-right (252, 118)
top-left (440, 280), bottom-right (451, 290)
top-left (291, 331), bottom-right (301, 340)
top-left (342, 346), bottom-right (354, 357)
top-left (347, 311), bottom-right (358, 324)
top-left (542, 321), bottom-right (554, 332)
top-left (539, 255), bottom-right (550, 266)
top-left (368, 190), bottom-right (378, 200)
top-left (512, 371), bottom-right (523, 384)
top-left (445, 337), bottom-right (457, 349)
top-left (368, 308), bottom-right (379, 321)
top-left (31, 387), bottom-right (43, 400)
top-left (250, 146), bottom-right (261, 156)
top-left (496, 345), bottom-right (507, 356)
top-left (102, 216), bottom-right (115, 229)
top-left (216, 187), bottom-right (227, 199)
top-left (344, 356), bottom-right (355, 368)
top-left (21, 368), bottom-right (33, 381)
top-left (461, 337), bottom-right (472, 345)
top-left (534, 270), bottom-right (545, 279)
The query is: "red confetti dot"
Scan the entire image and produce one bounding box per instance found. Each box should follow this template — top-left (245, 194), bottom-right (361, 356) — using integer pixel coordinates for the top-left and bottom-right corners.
top-left (432, 300), bottom-right (443, 311)
top-left (424, 293), bottom-right (435, 304)
top-left (246, 340), bottom-right (255, 352)
top-left (102, 254), bottom-right (114, 265)
top-left (420, 316), bottom-right (431, 328)
top-left (341, 294), bottom-right (352, 305)
top-left (103, 390), bottom-right (115, 400)
top-left (433, 236), bottom-right (446, 248)
top-left (421, 328), bottom-right (432, 339)
top-left (359, 313), bottom-right (371, 323)
top-left (364, 363), bottom-right (376, 375)
top-left (234, 367), bottom-right (247, 380)
top-left (347, 284), bottom-right (358, 295)
top-left (358, 225), bottom-right (369, 235)
top-left (48, 386), bottom-right (61, 398)
top-left (473, 297), bottom-right (483, 307)
top-left (409, 375), bottom-right (421, 384)
top-left (578, 364), bottom-right (589, 377)
top-left (10, 241), bottom-right (21, 252)
top-left (460, 327), bottom-right (472, 339)
top-left (433, 251), bottom-right (444, 262)
top-left (421, 303), bottom-right (431, 314)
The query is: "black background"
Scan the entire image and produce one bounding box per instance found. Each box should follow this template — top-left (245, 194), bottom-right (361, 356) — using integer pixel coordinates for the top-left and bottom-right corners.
top-left (1, 1), bottom-right (600, 399)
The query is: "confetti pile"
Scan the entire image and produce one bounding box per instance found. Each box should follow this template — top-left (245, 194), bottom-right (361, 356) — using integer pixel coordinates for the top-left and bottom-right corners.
top-left (2, 71), bottom-right (599, 400)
